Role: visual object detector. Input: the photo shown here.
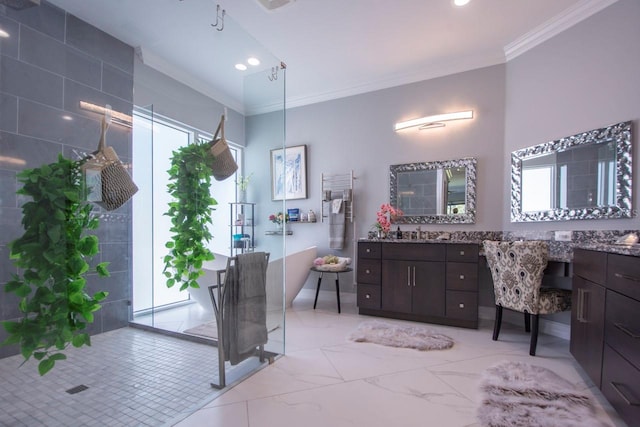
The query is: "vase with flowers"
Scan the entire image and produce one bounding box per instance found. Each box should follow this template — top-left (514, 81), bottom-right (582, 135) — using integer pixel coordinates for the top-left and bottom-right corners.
top-left (269, 212), bottom-right (290, 232)
top-left (373, 203), bottom-right (403, 239)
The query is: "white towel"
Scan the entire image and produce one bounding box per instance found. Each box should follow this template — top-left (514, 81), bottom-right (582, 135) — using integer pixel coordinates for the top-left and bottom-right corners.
top-left (331, 198), bottom-right (343, 214)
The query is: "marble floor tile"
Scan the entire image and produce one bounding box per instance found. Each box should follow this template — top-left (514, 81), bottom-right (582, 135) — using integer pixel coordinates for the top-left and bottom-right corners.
top-left (173, 289), bottom-right (628, 427)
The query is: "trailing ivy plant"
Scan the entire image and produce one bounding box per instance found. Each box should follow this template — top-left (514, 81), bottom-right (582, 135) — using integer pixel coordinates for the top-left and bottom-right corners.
top-left (2, 154), bottom-right (110, 376)
top-left (163, 141), bottom-right (217, 291)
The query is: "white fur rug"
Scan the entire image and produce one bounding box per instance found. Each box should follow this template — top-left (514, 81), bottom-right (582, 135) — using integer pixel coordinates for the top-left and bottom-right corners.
top-left (347, 320), bottom-right (454, 351)
top-left (478, 361), bottom-right (609, 427)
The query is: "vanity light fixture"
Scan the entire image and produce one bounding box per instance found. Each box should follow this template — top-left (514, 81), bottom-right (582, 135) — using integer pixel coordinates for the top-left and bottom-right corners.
top-left (394, 110), bottom-right (473, 132)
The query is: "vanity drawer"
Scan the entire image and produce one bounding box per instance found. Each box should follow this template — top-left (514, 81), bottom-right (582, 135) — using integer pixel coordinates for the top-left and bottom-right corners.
top-left (358, 284), bottom-right (380, 309)
top-left (607, 253), bottom-right (640, 302)
top-left (446, 262), bottom-right (478, 291)
top-left (446, 244), bottom-right (478, 263)
top-left (446, 290), bottom-right (478, 321)
top-left (573, 248), bottom-right (607, 285)
top-left (382, 243), bottom-right (445, 262)
top-left (357, 259), bottom-right (381, 285)
top-left (601, 344), bottom-right (640, 426)
top-left (358, 242), bottom-right (381, 259)
top-left (605, 290), bottom-right (640, 370)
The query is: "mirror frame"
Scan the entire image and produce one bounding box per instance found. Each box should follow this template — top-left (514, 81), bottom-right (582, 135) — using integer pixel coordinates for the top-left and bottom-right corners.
top-left (390, 157), bottom-right (477, 224)
top-left (511, 120), bottom-right (633, 222)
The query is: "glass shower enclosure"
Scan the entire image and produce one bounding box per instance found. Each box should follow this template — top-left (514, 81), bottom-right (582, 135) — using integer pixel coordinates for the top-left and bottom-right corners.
top-left (129, 11), bottom-right (287, 388)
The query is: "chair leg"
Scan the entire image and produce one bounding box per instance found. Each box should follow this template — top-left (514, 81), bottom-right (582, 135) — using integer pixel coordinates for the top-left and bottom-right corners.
top-left (524, 312), bottom-right (531, 333)
top-left (492, 305), bottom-right (503, 341)
top-left (529, 314), bottom-right (539, 356)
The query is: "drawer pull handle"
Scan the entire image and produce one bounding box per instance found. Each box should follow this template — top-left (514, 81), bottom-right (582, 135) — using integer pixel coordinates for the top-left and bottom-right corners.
top-left (365, 294), bottom-right (371, 299)
top-left (614, 323), bottom-right (640, 339)
top-left (614, 272), bottom-right (640, 283)
top-left (610, 382), bottom-right (640, 406)
top-left (459, 303), bottom-right (465, 309)
top-left (459, 274), bottom-right (465, 280)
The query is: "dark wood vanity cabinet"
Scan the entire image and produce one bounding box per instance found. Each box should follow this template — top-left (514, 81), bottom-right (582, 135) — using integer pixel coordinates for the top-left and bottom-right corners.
top-left (357, 241), bottom-right (479, 329)
top-left (570, 249), bottom-right (607, 388)
top-left (571, 249), bottom-right (640, 426)
top-left (381, 244), bottom-right (446, 317)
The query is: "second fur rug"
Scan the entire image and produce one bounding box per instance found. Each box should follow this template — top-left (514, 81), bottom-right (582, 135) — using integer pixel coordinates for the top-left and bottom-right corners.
top-left (347, 320), bottom-right (454, 351)
top-left (478, 361), bottom-right (609, 427)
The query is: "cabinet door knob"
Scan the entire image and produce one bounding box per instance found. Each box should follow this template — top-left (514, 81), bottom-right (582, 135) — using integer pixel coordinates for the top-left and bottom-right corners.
top-left (459, 250), bottom-right (465, 256)
top-left (366, 248), bottom-right (371, 253)
top-left (459, 303), bottom-right (465, 309)
top-left (459, 274), bottom-right (465, 280)
top-left (365, 269), bottom-right (370, 274)
top-left (365, 294), bottom-right (371, 299)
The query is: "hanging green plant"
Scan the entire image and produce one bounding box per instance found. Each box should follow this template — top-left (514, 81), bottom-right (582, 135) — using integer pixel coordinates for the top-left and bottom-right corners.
top-left (163, 141), bottom-right (217, 291)
top-left (2, 154), bottom-right (110, 376)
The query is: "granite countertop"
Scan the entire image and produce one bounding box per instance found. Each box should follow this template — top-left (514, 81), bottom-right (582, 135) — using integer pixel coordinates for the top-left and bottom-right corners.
top-left (358, 238), bottom-right (575, 263)
top-left (359, 230), bottom-right (640, 262)
top-left (574, 242), bottom-right (640, 258)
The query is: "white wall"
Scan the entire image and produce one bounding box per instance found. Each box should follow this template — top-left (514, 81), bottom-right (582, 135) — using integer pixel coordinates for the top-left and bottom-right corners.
top-left (504, 0), bottom-right (640, 231)
top-left (246, 65), bottom-right (507, 290)
top-left (133, 58), bottom-right (245, 145)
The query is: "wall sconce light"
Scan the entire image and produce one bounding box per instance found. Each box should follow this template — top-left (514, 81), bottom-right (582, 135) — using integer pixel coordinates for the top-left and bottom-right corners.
top-left (79, 101), bottom-right (133, 128)
top-left (394, 110), bottom-right (474, 131)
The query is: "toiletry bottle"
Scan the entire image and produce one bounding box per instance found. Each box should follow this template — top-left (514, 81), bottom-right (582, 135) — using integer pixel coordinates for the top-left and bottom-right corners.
top-left (396, 226), bottom-right (402, 239)
top-left (308, 209), bottom-right (316, 222)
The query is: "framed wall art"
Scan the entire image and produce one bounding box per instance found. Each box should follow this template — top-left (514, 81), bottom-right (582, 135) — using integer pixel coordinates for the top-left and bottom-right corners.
top-left (270, 144), bottom-right (307, 200)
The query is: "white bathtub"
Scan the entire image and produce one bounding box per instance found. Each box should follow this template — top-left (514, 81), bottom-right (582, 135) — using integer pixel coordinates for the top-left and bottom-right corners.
top-left (190, 246), bottom-right (317, 312)
top-left (266, 246), bottom-right (317, 308)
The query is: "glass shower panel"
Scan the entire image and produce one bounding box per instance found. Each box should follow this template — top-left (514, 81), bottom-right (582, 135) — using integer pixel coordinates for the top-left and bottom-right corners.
top-left (243, 65), bottom-right (287, 358)
top-left (128, 9), bottom-right (286, 388)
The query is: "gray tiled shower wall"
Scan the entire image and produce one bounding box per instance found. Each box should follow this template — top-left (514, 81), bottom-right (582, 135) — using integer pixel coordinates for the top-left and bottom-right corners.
top-left (0, 1), bottom-right (134, 358)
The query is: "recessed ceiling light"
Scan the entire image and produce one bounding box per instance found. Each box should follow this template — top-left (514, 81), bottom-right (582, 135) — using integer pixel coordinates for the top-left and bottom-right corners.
top-left (0, 28), bottom-right (10, 38)
top-left (235, 63), bottom-right (247, 71)
top-left (247, 57), bottom-right (260, 66)
top-left (453, 0), bottom-right (470, 6)
top-left (62, 115), bottom-right (73, 121)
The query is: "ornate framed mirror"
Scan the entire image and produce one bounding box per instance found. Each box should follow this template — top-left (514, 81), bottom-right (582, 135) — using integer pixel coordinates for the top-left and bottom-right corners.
top-left (390, 157), bottom-right (477, 224)
top-left (511, 121), bottom-right (632, 222)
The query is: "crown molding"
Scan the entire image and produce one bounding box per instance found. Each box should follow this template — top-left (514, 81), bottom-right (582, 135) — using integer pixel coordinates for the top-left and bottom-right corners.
top-left (268, 52), bottom-right (505, 114)
top-left (504, 0), bottom-right (619, 61)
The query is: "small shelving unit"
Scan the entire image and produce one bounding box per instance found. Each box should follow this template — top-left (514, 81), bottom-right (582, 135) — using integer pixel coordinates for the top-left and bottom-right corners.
top-left (229, 202), bottom-right (255, 256)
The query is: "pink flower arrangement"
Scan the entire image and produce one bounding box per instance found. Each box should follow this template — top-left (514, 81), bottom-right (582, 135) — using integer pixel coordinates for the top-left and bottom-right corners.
top-left (374, 203), bottom-right (403, 233)
top-left (269, 212), bottom-right (289, 225)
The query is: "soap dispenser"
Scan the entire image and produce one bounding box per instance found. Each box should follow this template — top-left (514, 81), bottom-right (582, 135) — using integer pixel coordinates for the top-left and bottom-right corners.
top-left (396, 226), bottom-right (402, 239)
top-left (308, 209), bottom-right (316, 223)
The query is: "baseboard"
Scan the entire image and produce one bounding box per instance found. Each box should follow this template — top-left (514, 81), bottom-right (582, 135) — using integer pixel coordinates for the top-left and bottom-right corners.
top-left (478, 306), bottom-right (570, 340)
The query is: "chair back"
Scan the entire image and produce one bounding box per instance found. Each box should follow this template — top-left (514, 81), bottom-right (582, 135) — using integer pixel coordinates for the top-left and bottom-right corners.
top-left (483, 241), bottom-right (549, 314)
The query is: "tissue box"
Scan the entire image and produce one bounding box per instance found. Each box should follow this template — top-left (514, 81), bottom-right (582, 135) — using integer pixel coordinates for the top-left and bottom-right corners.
top-left (287, 208), bottom-right (299, 222)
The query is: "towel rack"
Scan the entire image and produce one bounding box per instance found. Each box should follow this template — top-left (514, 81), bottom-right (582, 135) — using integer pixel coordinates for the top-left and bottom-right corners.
top-left (321, 170), bottom-right (355, 223)
top-left (207, 252), bottom-right (269, 389)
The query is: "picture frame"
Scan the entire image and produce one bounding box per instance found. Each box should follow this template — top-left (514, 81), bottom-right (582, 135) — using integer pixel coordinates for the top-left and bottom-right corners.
top-left (270, 144), bottom-right (307, 200)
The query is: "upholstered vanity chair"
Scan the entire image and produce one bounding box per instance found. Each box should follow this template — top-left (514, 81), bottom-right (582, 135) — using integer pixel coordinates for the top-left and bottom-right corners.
top-left (483, 240), bottom-right (572, 356)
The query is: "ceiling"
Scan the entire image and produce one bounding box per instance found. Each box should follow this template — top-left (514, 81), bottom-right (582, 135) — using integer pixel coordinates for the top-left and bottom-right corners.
top-left (46, 0), bottom-right (616, 115)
